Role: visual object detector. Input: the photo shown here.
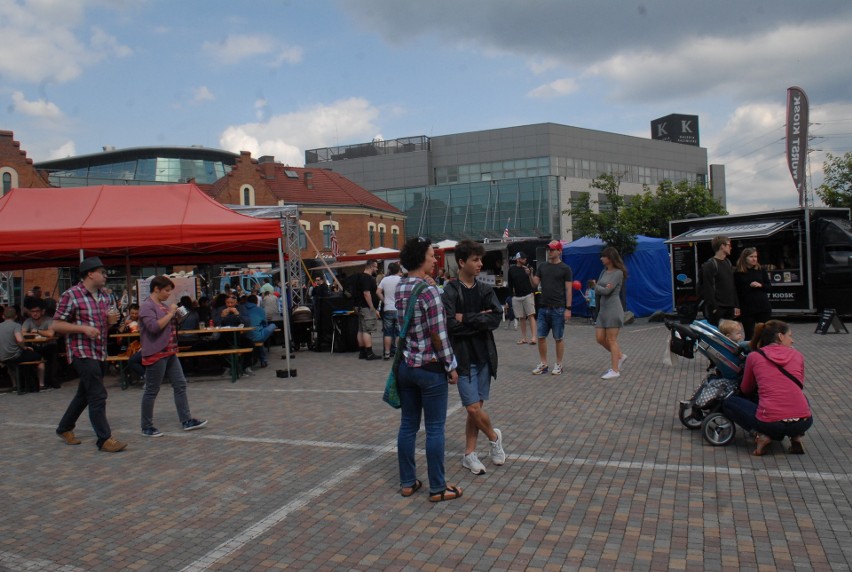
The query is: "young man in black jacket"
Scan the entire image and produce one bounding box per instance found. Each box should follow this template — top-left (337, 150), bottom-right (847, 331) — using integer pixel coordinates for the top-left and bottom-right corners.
top-left (442, 240), bottom-right (507, 475)
top-left (701, 235), bottom-right (740, 326)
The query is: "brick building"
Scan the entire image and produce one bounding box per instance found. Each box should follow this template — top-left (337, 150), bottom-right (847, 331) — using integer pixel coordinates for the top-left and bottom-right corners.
top-left (0, 131), bottom-right (404, 305)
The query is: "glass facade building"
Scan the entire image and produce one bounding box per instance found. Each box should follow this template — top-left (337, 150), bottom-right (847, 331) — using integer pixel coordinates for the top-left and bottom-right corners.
top-left (35, 147), bottom-right (237, 187)
top-left (375, 176), bottom-right (559, 240)
top-left (305, 122), bottom-right (718, 242)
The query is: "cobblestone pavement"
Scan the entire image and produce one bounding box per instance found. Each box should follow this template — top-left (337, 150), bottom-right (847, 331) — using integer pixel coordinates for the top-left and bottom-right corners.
top-left (2, 318), bottom-right (851, 571)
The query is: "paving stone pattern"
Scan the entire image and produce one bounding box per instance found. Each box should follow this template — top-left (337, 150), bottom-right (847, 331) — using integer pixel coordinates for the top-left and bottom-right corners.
top-left (1, 319), bottom-right (851, 571)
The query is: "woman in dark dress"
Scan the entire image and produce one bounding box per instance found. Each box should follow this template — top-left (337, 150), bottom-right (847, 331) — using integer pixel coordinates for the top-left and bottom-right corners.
top-left (734, 247), bottom-right (772, 340)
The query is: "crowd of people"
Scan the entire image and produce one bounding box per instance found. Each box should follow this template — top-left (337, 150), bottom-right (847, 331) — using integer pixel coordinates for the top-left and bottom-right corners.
top-left (0, 232), bottom-right (813, 484)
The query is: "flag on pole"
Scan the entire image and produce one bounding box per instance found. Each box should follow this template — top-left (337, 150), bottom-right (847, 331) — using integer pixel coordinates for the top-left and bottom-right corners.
top-left (330, 225), bottom-right (340, 258)
top-left (502, 218), bottom-right (510, 239)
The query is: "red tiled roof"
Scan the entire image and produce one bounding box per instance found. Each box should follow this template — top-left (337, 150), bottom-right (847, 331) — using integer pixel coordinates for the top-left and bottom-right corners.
top-left (264, 164), bottom-right (401, 213)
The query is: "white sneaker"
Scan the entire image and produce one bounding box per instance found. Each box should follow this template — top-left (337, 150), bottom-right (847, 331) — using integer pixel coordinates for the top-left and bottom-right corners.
top-left (462, 452), bottom-right (487, 475)
top-left (618, 353), bottom-right (628, 369)
top-left (490, 428), bottom-right (506, 465)
top-left (532, 362), bottom-right (549, 375)
top-left (551, 363), bottom-right (563, 375)
top-left (601, 369), bottom-right (620, 380)
top-left (512, 320), bottom-right (518, 330)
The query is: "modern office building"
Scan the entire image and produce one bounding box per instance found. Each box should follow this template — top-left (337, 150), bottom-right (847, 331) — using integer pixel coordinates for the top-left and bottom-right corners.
top-left (306, 122), bottom-right (724, 241)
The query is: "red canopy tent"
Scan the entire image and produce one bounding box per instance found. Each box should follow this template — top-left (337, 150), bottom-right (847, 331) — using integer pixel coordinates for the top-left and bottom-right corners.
top-left (0, 184), bottom-right (284, 270)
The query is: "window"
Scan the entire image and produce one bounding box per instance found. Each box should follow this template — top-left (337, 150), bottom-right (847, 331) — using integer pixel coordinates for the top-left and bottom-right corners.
top-left (321, 223), bottom-right (337, 249)
top-left (391, 227), bottom-right (399, 249)
top-left (241, 185), bottom-right (255, 206)
top-left (2, 172), bottom-right (10, 195)
top-left (378, 224), bottom-right (386, 247)
top-left (368, 223), bottom-right (376, 249)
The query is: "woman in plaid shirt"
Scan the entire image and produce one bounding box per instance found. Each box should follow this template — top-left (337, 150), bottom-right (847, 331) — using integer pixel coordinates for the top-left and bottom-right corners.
top-left (395, 237), bottom-right (462, 503)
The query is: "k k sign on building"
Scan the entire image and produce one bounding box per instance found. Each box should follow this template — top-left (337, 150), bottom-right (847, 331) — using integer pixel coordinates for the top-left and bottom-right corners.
top-left (651, 114), bottom-right (700, 147)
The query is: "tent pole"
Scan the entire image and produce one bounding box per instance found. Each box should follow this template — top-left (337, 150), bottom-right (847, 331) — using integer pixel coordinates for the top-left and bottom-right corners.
top-left (125, 255), bottom-right (132, 313)
top-left (79, 249), bottom-right (85, 263)
top-left (278, 238), bottom-right (292, 373)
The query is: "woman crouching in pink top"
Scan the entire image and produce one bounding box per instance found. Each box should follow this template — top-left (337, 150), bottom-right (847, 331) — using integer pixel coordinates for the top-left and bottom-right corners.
top-left (721, 320), bottom-right (812, 456)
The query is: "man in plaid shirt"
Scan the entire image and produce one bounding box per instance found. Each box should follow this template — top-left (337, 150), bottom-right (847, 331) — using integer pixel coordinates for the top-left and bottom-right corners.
top-left (54, 257), bottom-right (127, 452)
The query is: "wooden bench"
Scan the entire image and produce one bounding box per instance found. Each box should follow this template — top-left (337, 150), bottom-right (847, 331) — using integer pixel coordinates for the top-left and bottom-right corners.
top-left (108, 348), bottom-right (254, 388)
top-left (1, 360), bottom-right (45, 394)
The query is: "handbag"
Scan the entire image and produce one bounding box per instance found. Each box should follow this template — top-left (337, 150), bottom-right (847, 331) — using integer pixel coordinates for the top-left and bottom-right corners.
top-left (382, 282), bottom-right (428, 408)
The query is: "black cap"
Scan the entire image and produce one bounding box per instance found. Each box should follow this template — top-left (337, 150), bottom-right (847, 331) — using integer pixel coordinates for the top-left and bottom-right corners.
top-left (79, 256), bottom-right (105, 277)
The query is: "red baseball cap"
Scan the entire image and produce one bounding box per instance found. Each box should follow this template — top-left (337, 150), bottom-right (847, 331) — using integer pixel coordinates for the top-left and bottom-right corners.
top-left (547, 240), bottom-right (563, 250)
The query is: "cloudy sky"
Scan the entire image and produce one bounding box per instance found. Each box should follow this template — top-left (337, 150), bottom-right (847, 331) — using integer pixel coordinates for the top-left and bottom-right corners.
top-left (2, 0), bottom-right (851, 213)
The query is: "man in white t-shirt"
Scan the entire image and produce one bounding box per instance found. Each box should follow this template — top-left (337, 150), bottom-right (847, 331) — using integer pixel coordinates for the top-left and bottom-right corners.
top-left (376, 262), bottom-right (403, 360)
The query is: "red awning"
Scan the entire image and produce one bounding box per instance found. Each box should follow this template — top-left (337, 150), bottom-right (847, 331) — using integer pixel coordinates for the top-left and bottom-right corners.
top-left (0, 184), bottom-right (283, 270)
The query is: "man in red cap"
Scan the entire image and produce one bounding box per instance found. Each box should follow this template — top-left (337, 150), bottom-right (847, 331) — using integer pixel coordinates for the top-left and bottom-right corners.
top-left (530, 241), bottom-right (573, 376)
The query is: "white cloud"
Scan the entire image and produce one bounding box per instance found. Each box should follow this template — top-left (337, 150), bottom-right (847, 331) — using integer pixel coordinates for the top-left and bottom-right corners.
top-left (527, 78), bottom-right (579, 99)
top-left (219, 98), bottom-right (381, 166)
top-left (10, 91), bottom-right (63, 119)
top-left (585, 20), bottom-right (852, 104)
top-left (48, 140), bottom-right (77, 160)
top-left (90, 26), bottom-right (134, 58)
top-left (0, 1), bottom-right (132, 84)
top-left (190, 86), bottom-right (215, 104)
top-left (202, 34), bottom-right (303, 66)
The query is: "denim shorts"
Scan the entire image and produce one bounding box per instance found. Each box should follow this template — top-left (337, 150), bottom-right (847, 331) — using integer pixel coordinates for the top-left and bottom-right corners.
top-left (382, 310), bottom-right (399, 338)
top-left (537, 306), bottom-right (566, 340)
top-left (456, 362), bottom-right (491, 407)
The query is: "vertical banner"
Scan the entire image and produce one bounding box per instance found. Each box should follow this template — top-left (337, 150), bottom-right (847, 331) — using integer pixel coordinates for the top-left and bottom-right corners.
top-left (786, 86), bottom-right (809, 207)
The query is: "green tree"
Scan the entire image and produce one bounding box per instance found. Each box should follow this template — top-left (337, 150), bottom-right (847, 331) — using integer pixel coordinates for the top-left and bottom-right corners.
top-left (816, 152), bottom-right (852, 209)
top-left (621, 179), bottom-right (727, 238)
top-left (564, 173), bottom-right (637, 255)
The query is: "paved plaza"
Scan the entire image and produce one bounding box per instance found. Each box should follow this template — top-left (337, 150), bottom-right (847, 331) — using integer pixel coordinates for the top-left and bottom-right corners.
top-left (2, 318), bottom-right (851, 571)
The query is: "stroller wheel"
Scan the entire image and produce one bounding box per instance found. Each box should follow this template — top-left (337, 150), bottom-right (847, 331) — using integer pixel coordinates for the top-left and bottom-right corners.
top-left (678, 400), bottom-right (703, 430)
top-left (701, 412), bottom-right (736, 446)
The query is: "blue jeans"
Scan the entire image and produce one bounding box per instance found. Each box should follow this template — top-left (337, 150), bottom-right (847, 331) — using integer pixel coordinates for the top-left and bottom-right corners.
top-left (397, 361), bottom-right (449, 495)
top-left (722, 395), bottom-right (813, 441)
top-left (251, 324), bottom-right (277, 365)
top-left (141, 354), bottom-right (191, 430)
top-left (537, 306), bottom-right (566, 340)
top-left (57, 359), bottom-right (112, 448)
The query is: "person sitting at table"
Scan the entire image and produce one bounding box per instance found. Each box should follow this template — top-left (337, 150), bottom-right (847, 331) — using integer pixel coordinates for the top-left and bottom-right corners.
top-left (244, 294), bottom-right (277, 368)
top-left (118, 304), bottom-right (140, 334)
top-left (21, 300), bottom-right (60, 389)
top-left (197, 296), bottom-right (211, 325)
top-left (216, 295), bottom-right (243, 327)
top-left (0, 306), bottom-right (46, 390)
top-left (214, 295), bottom-right (255, 374)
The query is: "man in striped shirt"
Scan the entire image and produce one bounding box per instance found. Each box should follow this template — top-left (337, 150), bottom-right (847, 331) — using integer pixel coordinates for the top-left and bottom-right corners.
top-left (54, 257), bottom-right (127, 452)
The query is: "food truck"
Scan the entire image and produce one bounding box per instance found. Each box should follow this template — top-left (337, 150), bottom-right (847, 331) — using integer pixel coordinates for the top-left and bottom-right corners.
top-left (666, 207), bottom-right (852, 317)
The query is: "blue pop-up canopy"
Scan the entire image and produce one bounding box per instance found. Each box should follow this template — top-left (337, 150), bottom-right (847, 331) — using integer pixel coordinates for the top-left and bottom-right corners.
top-left (563, 235), bottom-right (673, 318)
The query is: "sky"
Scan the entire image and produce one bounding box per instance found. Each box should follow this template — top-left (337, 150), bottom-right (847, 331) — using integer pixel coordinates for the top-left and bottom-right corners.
top-left (2, 0), bottom-right (851, 214)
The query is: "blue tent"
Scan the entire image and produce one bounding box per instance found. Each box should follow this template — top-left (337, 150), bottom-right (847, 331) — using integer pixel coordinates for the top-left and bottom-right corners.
top-left (563, 236), bottom-right (673, 318)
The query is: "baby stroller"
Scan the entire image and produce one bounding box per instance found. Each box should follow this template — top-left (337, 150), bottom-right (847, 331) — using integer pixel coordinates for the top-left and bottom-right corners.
top-left (290, 305), bottom-right (314, 351)
top-left (666, 320), bottom-right (746, 446)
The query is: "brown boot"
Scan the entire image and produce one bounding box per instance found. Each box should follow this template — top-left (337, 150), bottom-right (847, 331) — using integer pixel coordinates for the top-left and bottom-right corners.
top-left (788, 435), bottom-right (805, 454)
top-left (99, 437), bottom-right (128, 453)
top-left (753, 432), bottom-right (772, 456)
top-left (58, 431), bottom-right (81, 445)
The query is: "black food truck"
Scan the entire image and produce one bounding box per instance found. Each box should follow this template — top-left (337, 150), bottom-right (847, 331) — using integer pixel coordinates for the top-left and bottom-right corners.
top-left (666, 207), bottom-right (852, 317)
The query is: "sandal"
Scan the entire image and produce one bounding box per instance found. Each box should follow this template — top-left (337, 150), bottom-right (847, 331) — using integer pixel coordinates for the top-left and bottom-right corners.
top-left (788, 435), bottom-right (805, 455)
top-left (516, 339), bottom-right (527, 345)
top-left (400, 479), bottom-right (422, 497)
top-left (753, 433), bottom-right (772, 456)
top-left (528, 340), bottom-right (537, 345)
top-left (429, 484), bottom-right (463, 503)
